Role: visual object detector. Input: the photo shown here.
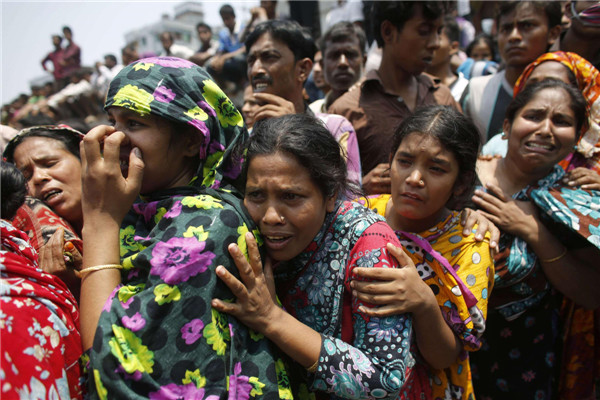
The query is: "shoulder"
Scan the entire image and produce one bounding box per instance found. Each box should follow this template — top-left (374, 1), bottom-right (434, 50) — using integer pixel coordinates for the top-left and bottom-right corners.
top-left (315, 112), bottom-right (355, 133)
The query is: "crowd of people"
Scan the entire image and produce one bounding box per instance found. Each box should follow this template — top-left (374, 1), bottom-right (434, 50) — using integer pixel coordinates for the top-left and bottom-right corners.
top-left (2, 1), bottom-right (600, 399)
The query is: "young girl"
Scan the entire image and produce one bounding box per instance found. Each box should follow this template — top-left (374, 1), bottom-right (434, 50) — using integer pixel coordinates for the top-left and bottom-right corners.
top-left (79, 57), bottom-right (291, 398)
top-left (353, 105), bottom-right (495, 400)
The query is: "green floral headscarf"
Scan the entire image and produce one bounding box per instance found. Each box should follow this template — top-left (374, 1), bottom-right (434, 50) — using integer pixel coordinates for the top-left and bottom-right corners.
top-left (105, 56), bottom-right (245, 190)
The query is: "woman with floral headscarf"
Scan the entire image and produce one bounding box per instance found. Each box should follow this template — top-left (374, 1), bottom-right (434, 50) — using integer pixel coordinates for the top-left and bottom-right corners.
top-left (79, 57), bottom-right (291, 399)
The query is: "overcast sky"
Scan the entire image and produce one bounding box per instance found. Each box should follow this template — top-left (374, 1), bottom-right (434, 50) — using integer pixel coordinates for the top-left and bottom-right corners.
top-left (1, 1), bottom-right (256, 104)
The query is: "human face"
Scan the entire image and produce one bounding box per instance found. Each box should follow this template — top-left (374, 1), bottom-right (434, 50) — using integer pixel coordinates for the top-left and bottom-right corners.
top-left (386, 4), bottom-right (444, 75)
top-left (244, 151), bottom-right (336, 262)
top-left (52, 36), bottom-right (62, 47)
top-left (107, 107), bottom-right (198, 195)
top-left (197, 26), bottom-right (212, 45)
top-left (160, 33), bottom-right (173, 51)
top-left (221, 14), bottom-right (236, 31)
top-left (12, 136), bottom-right (83, 228)
top-left (526, 61), bottom-right (572, 85)
top-left (497, 4), bottom-right (557, 69)
top-left (504, 87), bottom-right (578, 173)
top-left (323, 36), bottom-right (364, 92)
top-left (430, 29), bottom-right (452, 68)
top-left (247, 33), bottom-right (301, 100)
top-left (388, 132), bottom-right (460, 233)
top-left (470, 39), bottom-right (493, 61)
top-left (242, 85), bottom-right (259, 128)
top-left (312, 51), bottom-right (328, 91)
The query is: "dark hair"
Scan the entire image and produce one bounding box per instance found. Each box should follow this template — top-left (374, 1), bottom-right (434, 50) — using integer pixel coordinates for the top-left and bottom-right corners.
top-left (390, 105), bottom-right (481, 209)
top-left (372, 1), bottom-right (451, 48)
top-left (506, 79), bottom-right (587, 138)
top-left (161, 32), bottom-right (174, 41)
top-left (466, 34), bottom-right (495, 58)
top-left (196, 22), bottom-right (211, 33)
top-left (319, 21), bottom-right (367, 57)
top-left (245, 20), bottom-right (316, 62)
top-left (243, 114), bottom-right (352, 199)
top-left (104, 54), bottom-right (117, 64)
top-left (496, 1), bottom-right (562, 28)
top-left (219, 4), bottom-right (235, 17)
top-left (1, 162), bottom-right (27, 220)
top-left (443, 15), bottom-right (460, 43)
top-left (52, 34), bottom-right (62, 43)
top-left (62, 26), bottom-right (72, 35)
top-left (3, 126), bottom-right (83, 163)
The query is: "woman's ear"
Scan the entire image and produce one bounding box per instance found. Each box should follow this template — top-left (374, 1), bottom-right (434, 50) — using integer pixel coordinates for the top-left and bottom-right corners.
top-left (326, 193), bottom-right (337, 212)
top-left (181, 128), bottom-right (204, 158)
top-left (502, 119), bottom-right (511, 139)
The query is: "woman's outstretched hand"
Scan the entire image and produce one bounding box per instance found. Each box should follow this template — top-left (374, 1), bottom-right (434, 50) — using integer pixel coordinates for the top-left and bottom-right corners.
top-left (212, 232), bottom-right (282, 333)
top-left (563, 167), bottom-right (600, 191)
top-left (351, 243), bottom-right (436, 317)
top-left (80, 125), bottom-right (144, 226)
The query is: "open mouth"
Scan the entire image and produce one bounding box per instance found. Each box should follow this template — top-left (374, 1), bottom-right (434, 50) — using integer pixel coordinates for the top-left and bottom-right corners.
top-left (401, 192), bottom-right (423, 201)
top-left (525, 141), bottom-right (555, 152)
top-left (264, 235), bottom-right (292, 249)
top-left (253, 82), bottom-right (269, 92)
top-left (43, 189), bottom-right (62, 202)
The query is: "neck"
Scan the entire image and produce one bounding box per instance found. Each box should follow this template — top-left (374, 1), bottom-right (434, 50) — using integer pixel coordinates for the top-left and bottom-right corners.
top-left (378, 52), bottom-right (416, 95)
top-left (497, 156), bottom-right (551, 194)
top-left (385, 196), bottom-right (450, 234)
top-left (425, 63), bottom-right (457, 87)
top-left (291, 93), bottom-right (306, 114)
top-left (561, 29), bottom-right (600, 62)
top-left (504, 64), bottom-right (526, 87)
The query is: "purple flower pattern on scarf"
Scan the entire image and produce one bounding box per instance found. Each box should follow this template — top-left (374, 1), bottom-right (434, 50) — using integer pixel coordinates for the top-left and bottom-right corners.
top-left (149, 383), bottom-right (205, 399)
top-left (143, 57), bottom-right (195, 69)
top-left (122, 312), bottom-right (146, 331)
top-left (154, 86), bottom-right (176, 103)
top-left (150, 237), bottom-right (214, 284)
top-left (181, 319), bottom-right (204, 344)
top-left (229, 362), bottom-right (252, 400)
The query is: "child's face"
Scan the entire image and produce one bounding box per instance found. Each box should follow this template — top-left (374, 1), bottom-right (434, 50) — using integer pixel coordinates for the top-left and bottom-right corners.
top-left (389, 132), bottom-right (461, 232)
top-left (497, 3), bottom-right (559, 69)
top-left (387, 4), bottom-right (444, 76)
top-left (470, 40), bottom-right (493, 61)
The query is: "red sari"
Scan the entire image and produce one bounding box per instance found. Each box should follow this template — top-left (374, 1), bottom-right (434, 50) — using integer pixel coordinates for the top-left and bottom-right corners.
top-left (0, 219), bottom-right (82, 399)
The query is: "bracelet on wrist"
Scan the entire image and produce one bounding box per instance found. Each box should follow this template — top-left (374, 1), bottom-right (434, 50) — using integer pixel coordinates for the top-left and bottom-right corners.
top-left (541, 247), bottom-right (568, 263)
top-left (306, 359), bottom-right (319, 373)
top-left (75, 263), bottom-right (122, 278)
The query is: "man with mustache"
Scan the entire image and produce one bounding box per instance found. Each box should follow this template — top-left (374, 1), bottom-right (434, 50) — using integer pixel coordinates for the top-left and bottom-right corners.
top-left (245, 19), bottom-right (362, 187)
top-left (463, 1), bottom-right (562, 144)
top-left (328, 1), bottom-right (459, 195)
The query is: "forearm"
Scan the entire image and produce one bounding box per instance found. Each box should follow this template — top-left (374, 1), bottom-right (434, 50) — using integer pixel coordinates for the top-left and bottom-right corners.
top-left (80, 219), bottom-right (122, 349)
top-left (263, 307), bottom-right (322, 368)
top-left (526, 223), bottom-right (600, 308)
top-left (413, 302), bottom-right (462, 369)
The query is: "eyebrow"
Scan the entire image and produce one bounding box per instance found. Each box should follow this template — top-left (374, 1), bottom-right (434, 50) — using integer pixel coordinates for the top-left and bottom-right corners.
top-left (397, 151), bottom-right (452, 166)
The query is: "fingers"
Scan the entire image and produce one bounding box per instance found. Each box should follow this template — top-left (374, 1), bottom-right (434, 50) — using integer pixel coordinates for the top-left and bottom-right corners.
top-left (472, 189), bottom-right (502, 215)
top-left (351, 279), bottom-right (396, 295)
top-left (215, 265), bottom-right (248, 301)
top-left (65, 241), bottom-right (83, 270)
top-left (82, 125), bottom-right (116, 165)
top-left (353, 290), bottom-right (398, 305)
top-left (484, 183), bottom-right (508, 202)
top-left (358, 304), bottom-right (403, 318)
top-left (126, 147), bottom-right (145, 190)
top-left (227, 243), bottom-right (256, 289)
top-left (263, 257), bottom-right (277, 303)
top-left (245, 232), bottom-right (263, 277)
top-left (387, 243), bottom-right (413, 268)
top-left (211, 298), bottom-right (242, 317)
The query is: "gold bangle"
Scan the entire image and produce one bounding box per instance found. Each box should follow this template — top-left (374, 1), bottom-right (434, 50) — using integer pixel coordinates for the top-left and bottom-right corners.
top-left (75, 264), bottom-right (123, 278)
top-left (306, 359), bottom-right (319, 373)
top-left (541, 247), bottom-right (568, 263)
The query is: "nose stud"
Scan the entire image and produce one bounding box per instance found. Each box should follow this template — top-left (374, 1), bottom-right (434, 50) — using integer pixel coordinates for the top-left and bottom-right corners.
top-left (419, 180), bottom-right (424, 185)
top-left (280, 215), bottom-right (285, 223)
